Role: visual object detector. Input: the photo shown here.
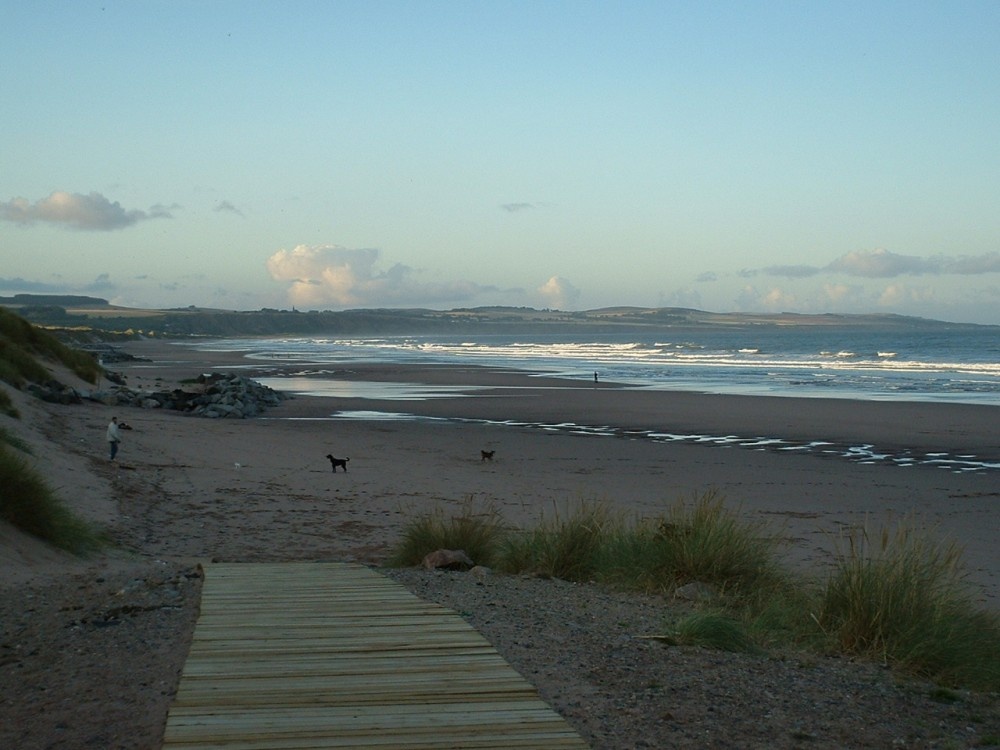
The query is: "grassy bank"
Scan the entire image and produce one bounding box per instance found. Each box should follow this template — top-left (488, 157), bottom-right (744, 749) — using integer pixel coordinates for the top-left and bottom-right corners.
top-left (388, 494), bottom-right (1000, 691)
top-left (0, 306), bottom-right (103, 388)
top-left (0, 429), bottom-right (104, 555)
top-left (0, 309), bottom-right (106, 553)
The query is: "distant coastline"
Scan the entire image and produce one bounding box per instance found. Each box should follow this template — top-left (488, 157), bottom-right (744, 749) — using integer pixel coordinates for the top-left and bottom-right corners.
top-left (3, 293), bottom-right (994, 339)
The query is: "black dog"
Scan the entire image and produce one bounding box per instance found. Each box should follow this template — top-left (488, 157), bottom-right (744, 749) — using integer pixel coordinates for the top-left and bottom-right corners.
top-left (480, 450), bottom-right (495, 462)
top-left (326, 454), bottom-right (350, 472)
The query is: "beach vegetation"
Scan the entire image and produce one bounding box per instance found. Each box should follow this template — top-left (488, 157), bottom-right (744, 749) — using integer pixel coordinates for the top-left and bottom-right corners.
top-left (499, 500), bottom-right (614, 580)
top-left (0, 307), bottom-right (103, 387)
top-left (664, 610), bottom-right (762, 654)
top-left (390, 497), bottom-right (1000, 690)
top-left (813, 520), bottom-right (1000, 691)
top-left (0, 337), bottom-right (50, 387)
top-left (492, 493), bottom-right (790, 602)
top-left (0, 387), bottom-right (17, 417)
top-left (646, 492), bottom-right (787, 596)
top-left (0, 441), bottom-right (104, 554)
top-left (386, 499), bottom-right (506, 568)
top-left (0, 425), bottom-right (32, 453)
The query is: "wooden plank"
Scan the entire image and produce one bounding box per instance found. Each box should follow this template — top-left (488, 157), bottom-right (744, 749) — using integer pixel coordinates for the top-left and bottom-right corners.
top-left (161, 733), bottom-right (590, 750)
top-left (163, 562), bottom-right (589, 749)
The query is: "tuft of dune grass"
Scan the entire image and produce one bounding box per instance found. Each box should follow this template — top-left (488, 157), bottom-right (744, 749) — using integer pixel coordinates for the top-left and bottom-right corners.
top-left (0, 442), bottom-right (104, 555)
top-left (386, 498), bottom-right (506, 568)
top-left (815, 520), bottom-right (1000, 691)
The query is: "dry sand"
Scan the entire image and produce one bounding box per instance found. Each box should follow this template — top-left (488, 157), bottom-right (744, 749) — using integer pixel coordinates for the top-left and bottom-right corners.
top-left (2, 338), bottom-right (999, 749)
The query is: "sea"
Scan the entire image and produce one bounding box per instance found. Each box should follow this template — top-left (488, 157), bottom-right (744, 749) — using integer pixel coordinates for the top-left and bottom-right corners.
top-left (192, 324), bottom-right (1000, 407)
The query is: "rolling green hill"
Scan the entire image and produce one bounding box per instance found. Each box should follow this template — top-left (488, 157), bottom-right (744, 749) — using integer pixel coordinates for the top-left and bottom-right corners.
top-left (3, 294), bottom-right (990, 339)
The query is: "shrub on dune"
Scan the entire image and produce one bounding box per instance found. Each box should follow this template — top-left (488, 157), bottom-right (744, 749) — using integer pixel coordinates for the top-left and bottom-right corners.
top-left (815, 521), bottom-right (1000, 690)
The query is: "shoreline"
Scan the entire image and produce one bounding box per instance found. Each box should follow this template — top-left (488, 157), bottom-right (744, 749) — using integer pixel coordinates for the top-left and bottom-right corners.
top-left (116, 339), bottom-right (1000, 607)
top-left (125, 338), bottom-right (1000, 465)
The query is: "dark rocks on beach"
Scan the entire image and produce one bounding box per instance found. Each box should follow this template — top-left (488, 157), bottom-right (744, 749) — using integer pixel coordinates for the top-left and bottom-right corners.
top-left (26, 379), bottom-right (84, 405)
top-left (82, 372), bottom-right (289, 419)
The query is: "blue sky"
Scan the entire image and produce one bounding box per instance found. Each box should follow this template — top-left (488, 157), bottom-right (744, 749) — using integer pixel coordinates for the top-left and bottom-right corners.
top-left (2, 1), bottom-right (999, 324)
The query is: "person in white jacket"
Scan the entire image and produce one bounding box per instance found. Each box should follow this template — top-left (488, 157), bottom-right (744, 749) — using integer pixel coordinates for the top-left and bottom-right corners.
top-left (106, 416), bottom-right (122, 460)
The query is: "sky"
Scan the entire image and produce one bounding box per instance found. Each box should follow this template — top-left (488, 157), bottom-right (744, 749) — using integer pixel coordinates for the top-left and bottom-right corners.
top-left (2, 1), bottom-right (999, 325)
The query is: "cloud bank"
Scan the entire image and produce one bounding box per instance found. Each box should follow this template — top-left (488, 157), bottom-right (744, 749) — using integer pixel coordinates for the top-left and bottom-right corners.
top-left (0, 191), bottom-right (172, 230)
top-left (743, 248), bottom-right (1000, 280)
top-left (265, 244), bottom-right (496, 308)
top-left (0, 274), bottom-right (118, 295)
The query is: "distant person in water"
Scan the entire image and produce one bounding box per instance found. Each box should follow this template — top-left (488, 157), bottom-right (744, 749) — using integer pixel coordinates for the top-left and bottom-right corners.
top-left (107, 416), bottom-right (122, 460)
top-left (594, 371), bottom-right (599, 384)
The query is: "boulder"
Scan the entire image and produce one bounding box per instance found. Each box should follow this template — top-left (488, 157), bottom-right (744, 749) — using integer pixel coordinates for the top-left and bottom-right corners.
top-left (422, 549), bottom-right (474, 571)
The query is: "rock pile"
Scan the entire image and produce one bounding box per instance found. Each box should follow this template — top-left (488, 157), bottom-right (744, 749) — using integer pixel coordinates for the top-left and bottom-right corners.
top-left (26, 380), bottom-right (84, 405)
top-left (86, 372), bottom-right (289, 419)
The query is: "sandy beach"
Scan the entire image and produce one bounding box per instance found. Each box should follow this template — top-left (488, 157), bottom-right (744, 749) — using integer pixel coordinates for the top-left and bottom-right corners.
top-left (3, 338), bottom-right (999, 749)
top-left (116, 339), bottom-right (1000, 602)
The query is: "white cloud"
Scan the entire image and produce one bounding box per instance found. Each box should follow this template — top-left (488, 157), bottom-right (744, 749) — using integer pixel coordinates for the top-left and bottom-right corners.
top-left (0, 191), bottom-right (172, 230)
top-left (537, 276), bottom-right (580, 310)
top-left (265, 244), bottom-right (495, 309)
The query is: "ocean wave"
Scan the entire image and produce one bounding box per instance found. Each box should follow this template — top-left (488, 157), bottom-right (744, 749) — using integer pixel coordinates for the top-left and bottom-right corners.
top-left (190, 330), bottom-right (1000, 405)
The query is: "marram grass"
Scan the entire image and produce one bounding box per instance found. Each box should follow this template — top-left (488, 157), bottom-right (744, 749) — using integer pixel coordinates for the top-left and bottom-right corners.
top-left (498, 500), bottom-right (616, 580)
top-left (389, 497), bottom-right (1000, 690)
top-left (815, 520), bottom-right (1000, 690)
top-left (0, 443), bottom-right (104, 555)
top-left (386, 499), bottom-right (506, 568)
top-left (0, 307), bottom-right (103, 387)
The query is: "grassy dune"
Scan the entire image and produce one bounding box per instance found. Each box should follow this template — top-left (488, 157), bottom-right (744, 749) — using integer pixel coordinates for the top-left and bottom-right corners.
top-left (391, 495), bottom-right (1000, 691)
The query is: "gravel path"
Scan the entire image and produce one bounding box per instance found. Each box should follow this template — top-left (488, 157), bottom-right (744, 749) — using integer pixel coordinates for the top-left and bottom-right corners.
top-left (3, 559), bottom-right (998, 749)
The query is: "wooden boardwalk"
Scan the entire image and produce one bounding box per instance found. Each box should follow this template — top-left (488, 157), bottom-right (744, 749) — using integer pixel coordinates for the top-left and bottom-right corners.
top-left (162, 562), bottom-right (589, 749)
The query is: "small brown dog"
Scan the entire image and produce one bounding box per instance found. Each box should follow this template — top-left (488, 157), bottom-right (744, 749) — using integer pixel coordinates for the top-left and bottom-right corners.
top-left (480, 450), bottom-right (495, 462)
top-left (326, 454), bottom-right (350, 472)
